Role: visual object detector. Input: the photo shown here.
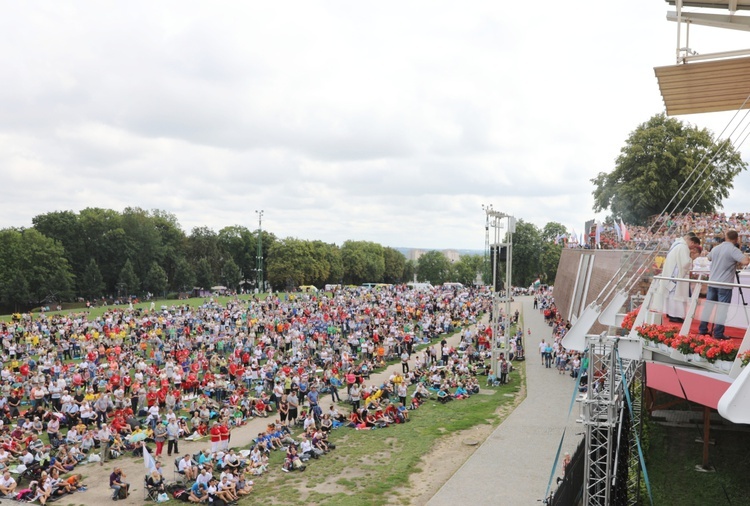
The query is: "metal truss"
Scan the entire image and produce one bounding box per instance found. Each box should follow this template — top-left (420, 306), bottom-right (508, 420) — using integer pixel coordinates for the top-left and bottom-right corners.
top-left (580, 335), bottom-right (643, 506)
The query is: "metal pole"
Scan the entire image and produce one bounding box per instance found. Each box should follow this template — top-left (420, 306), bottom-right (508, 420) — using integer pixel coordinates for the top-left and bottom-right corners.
top-left (255, 210), bottom-right (264, 293)
top-left (505, 221), bottom-right (513, 359)
top-left (702, 406), bottom-right (711, 469)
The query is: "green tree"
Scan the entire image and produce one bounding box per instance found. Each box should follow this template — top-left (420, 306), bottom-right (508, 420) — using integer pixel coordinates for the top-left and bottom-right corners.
top-left (511, 220), bottom-right (543, 287)
top-left (542, 222), bottom-right (568, 243)
top-left (120, 207), bottom-right (165, 282)
top-left (32, 210), bottom-right (87, 290)
top-left (195, 258), bottom-right (214, 290)
top-left (592, 113), bottom-right (747, 225)
top-left (11, 228), bottom-right (75, 304)
top-left (416, 251), bottom-right (453, 285)
top-left (403, 259), bottom-right (416, 283)
top-left (144, 261), bottom-right (169, 296)
top-left (221, 258), bottom-right (242, 291)
top-left (218, 225), bottom-right (256, 281)
top-left (454, 254), bottom-right (483, 286)
top-left (383, 247), bottom-right (406, 284)
top-left (81, 259), bottom-right (105, 300)
top-left (341, 241), bottom-right (385, 284)
top-left (118, 259), bottom-right (140, 296)
top-left (2, 270), bottom-right (30, 311)
top-left (172, 256), bottom-right (196, 292)
top-left (540, 242), bottom-right (563, 284)
top-left (188, 227), bottom-right (222, 282)
top-left (151, 210), bottom-right (187, 286)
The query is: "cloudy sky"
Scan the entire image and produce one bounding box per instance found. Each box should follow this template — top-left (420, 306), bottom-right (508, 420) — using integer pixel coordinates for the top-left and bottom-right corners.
top-left (2, 1), bottom-right (750, 250)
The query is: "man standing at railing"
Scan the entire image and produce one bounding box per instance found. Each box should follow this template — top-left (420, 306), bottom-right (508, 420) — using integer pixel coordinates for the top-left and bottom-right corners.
top-left (659, 232), bottom-right (694, 323)
top-left (698, 230), bottom-right (750, 339)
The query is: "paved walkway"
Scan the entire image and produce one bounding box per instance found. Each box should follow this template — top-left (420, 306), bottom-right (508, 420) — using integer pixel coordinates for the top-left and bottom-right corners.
top-left (428, 295), bottom-right (582, 505)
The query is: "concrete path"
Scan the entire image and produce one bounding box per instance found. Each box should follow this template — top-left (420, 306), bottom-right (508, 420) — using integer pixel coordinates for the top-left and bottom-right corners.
top-left (428, 295), bottom-right (582, 506)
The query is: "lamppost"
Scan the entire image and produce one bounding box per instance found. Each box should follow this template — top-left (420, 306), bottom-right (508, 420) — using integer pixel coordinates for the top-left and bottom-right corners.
top-left (482, 205), bottom-right (516, 377)
top-left (255, 210), bottom-right (264, 293)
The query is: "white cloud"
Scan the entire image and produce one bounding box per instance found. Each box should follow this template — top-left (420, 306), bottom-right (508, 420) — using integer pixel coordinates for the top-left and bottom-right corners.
top-left (1, 0), bottom-right (750, 250)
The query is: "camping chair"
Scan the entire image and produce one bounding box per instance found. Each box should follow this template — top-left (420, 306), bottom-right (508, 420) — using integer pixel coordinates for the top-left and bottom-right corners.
top-left (144, 475), bottom-right (160, 502)
top-left (174, 456), bottom-right (187, 485)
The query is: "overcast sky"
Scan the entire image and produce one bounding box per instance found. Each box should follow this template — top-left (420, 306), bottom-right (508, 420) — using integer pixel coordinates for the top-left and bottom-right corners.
top-left (2, 1), bottom-right (750, 250)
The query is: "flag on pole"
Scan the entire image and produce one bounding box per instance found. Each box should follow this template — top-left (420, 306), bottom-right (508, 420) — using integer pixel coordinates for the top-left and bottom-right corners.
top-left (620, 219), bottom-right (630, 241)
top-left (613, 221), bottom-right (622, 241)
top-left (143, 442), bottom-right (156, 473)
top-left (595, 221), bottom-right (601, 246)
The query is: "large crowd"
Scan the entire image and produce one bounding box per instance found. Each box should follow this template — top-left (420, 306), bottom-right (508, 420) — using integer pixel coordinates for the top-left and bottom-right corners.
top-left (0, 284), bottom-right (511, 503)
top-left (568, 212), bottom-right (750, 252)
top-left (534, 293), bottom-right (591, 391)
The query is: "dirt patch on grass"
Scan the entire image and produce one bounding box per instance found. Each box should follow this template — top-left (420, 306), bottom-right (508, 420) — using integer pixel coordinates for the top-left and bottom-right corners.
top-left (396, 369), bottom-right (528, 505)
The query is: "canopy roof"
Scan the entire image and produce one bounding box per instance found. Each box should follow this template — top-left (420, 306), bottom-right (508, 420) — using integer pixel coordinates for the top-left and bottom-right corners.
top-left (666, 1), bottom-right (750, 9)
top-left (655, 56), bottom-right (750, 115)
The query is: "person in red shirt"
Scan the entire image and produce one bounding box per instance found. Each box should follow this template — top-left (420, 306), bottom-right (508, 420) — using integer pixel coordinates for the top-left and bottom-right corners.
top-left (146, 390), bottom-right (157, 407)
top-left (219, 421), bottom-right (230, 451)
top-left (122, 375), bottom-right (132, 394)
top-left (209, 422), bottom-right (221, 453)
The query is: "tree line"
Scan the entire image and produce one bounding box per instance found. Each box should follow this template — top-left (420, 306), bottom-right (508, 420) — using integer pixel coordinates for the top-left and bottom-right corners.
top-left (0, 207), bottom-right (565, 310)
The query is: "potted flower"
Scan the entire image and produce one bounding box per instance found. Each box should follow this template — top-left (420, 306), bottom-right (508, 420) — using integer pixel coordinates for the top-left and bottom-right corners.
top-left (671, 334), bottom-right (702, 360)
top-left (621, 308), bottom-right (640, 332)
top-left (739, 350), bottom-right (750, 368)
top-left (704, 339), bottom-right (740, 371)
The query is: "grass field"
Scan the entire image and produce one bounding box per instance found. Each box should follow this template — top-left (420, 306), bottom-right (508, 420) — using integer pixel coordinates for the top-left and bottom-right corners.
top-left (647, 420), bottom-right (750, 505)
top-left (238, 366), bottom-right (524, 506)
top-left (0, 293), bottom-right (274, 322)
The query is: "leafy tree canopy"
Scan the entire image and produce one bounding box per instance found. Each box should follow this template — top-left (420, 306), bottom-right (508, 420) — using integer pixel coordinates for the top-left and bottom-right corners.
top-left (416, 250), bottom-right (453, 285)
top-left (592, 113), bottom-right (747, 225)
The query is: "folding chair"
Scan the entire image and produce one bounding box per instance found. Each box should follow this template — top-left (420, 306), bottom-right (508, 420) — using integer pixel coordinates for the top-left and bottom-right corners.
top-left (144, 475), bottom-right (160, 502)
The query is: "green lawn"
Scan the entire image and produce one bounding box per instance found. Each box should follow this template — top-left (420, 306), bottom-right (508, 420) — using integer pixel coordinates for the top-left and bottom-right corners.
top-left (0, 293), bottom-right (278, 322)
top-left (647, 420), bottom-right (750, 504)
top-left (241, 366), bottom-right (524, 506)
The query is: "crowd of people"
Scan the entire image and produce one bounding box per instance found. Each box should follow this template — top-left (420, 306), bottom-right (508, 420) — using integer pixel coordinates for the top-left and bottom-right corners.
top-left (0, 284), bottom-right (508, 503)
top-left (566, 212), bottom-right (750, 252)
top-left (536, 293), bottom-right (587, 386)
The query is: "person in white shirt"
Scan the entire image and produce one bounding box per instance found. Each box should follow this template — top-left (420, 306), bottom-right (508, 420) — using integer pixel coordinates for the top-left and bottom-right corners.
top-left (178, 454), bottom-right (197, 481)
top-left (0, 449), bottom-right (10, 471)
top-left (0, 471), bottom-right (16, 496)
top-left (195, 468), bottom-right (211, 486)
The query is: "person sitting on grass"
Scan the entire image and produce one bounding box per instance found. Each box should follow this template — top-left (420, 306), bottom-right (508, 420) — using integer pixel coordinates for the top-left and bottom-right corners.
top-left (217, 475), bottom-right (239, 502)
top-left (235, 473), bottom-right (254, 496)
top-left (282, 445), bottom-right (305, 472)
top-left (454, 383), bottom-right (469, 399)
top-left (299, 435), bottom-right (323, 460)
top-left (437, 384), bottom-right (452, 404)
top-left (189, 480), bottom-right (209, 503)
top-left (28, 479), bottom-right (50, 505)
top-left (0, 471), bottom-right (16, 497)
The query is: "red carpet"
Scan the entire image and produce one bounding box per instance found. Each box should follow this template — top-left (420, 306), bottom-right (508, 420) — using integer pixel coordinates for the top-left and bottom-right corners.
top-left (660, 317), bottom-right (745, 341)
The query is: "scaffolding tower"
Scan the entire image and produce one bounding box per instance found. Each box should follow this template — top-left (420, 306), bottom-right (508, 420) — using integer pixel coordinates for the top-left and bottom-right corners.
top-left (580, 334), bottom-right (644, 506)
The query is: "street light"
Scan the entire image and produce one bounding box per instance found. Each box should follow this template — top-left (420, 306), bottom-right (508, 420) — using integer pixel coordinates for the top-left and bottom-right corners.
top-left (255, 210), bottom-right (264, 293)
top-left (483, 205), bottom-right (516, 377)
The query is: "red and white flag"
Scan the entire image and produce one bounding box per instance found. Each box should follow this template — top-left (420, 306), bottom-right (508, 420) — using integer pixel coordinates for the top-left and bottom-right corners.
top-left (620, 219), bottom-right (630, 241)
